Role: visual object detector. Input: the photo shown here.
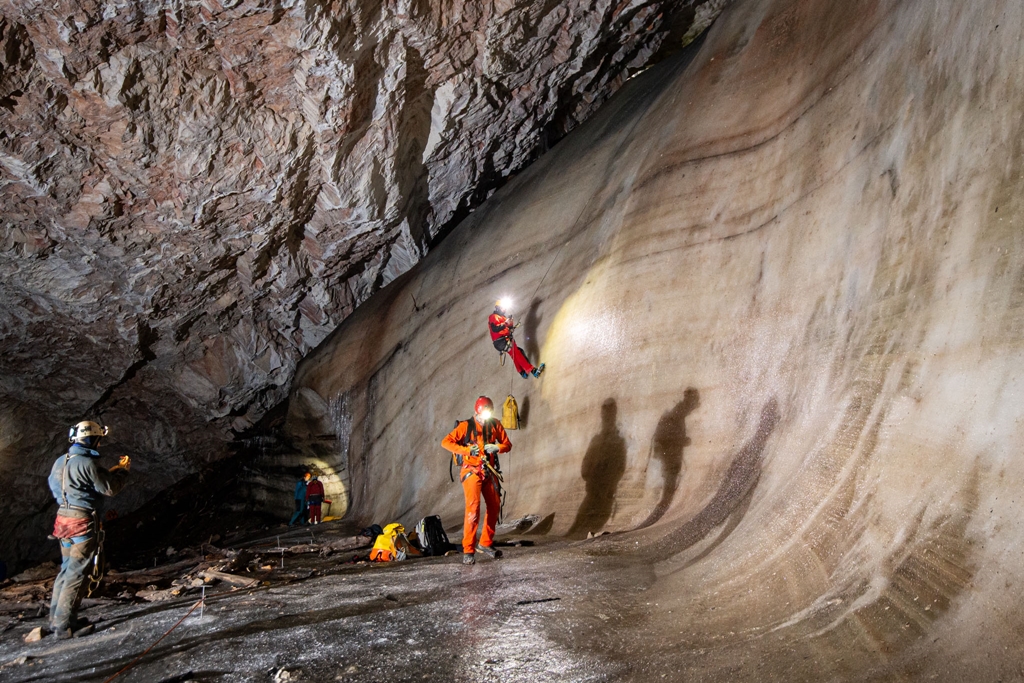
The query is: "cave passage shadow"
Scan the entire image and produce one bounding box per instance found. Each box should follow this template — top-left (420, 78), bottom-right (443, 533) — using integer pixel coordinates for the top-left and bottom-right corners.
top-left (567, 398), bottom-right (627, 539)
top-left (635, 387), bottom-right (700, 530)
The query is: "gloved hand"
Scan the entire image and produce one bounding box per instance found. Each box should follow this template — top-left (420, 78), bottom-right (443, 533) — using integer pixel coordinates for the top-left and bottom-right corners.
top-left (113, 455), bottom-right (131, 472)
top-left (468, 444), bottom-right (480, 456)
top-left (483, 444), bottom-right (500, 454)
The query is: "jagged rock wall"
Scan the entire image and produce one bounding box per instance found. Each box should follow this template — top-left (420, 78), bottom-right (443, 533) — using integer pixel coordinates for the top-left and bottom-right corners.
top-left (280, 0), bottom-right (1024, 677)
top-left (0, 0), bottom-right (724, 567)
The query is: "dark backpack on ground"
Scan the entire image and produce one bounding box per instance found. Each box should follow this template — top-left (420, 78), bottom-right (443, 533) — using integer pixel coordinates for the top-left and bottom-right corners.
top-left (359, 524), bottom-right (385, 545)
top-left (416, 515), bottom-right (452, 556)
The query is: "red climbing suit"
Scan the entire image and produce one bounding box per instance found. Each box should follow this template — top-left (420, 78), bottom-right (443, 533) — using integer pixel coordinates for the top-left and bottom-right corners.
top-left (305, 478), bottom-right (325, 524)
top-left (441, 417), bottom-right (511, 554)
top-left (488, 312), bottom-right (535, 375)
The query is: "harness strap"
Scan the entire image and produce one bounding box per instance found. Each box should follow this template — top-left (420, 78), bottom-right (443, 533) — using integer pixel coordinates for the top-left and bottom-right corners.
top-left (60, 451), bottom-right (79, 509)
top-left (461, 419), bottom-right (495, 449)
top-left (86, 515), bottom-right (105, 597)
top-left (453, 419), bottom-right (505, 488)
top-left (60, 534), bottom-right (93, 547)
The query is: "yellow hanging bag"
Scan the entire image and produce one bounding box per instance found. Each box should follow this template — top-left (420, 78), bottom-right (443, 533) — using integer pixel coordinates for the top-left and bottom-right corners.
top-left (502, 394), bottom-right (520, 430)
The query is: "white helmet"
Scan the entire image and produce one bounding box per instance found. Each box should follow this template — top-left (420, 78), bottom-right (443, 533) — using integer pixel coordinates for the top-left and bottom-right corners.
top-left (68, 421), bottom-right (109, 444)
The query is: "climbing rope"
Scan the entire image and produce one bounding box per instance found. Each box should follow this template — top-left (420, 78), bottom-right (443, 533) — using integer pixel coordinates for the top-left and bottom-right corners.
top-left (501, 69), bottom-right (664, 528)
top-left (102, 598), bottom-right (204, 683)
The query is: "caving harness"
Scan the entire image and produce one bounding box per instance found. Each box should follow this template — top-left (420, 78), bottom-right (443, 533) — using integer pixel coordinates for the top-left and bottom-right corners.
top-left (449, 418), bottom-right (506, 522)
top-left (57, 450), bottom-right (106, 597)
top-left (495, 336), bottom-right (511, 366)
top-left (489, 315), bottom-right (520, 368)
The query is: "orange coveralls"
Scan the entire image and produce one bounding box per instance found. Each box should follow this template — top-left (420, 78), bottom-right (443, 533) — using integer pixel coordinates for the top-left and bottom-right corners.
top-left (441, 418), bottom-right (512, 554)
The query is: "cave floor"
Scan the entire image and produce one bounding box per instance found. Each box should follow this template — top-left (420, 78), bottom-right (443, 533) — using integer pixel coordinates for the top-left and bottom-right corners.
top-left (0, 519), bottom-right (988, 683)
top-left (0, 522), bottom-right (648, 683)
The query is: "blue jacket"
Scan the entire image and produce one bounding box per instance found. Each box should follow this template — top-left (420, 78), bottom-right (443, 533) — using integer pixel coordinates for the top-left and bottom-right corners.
top-left (48, 444), bottom-right (129, 513)
top-left (294, 479), bottom-right (307, 502)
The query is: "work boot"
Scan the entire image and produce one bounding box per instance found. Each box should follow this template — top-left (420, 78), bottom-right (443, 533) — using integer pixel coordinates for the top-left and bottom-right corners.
top-left (532, 364), bottom-right (545, 378)
top-left (462, 553), bottom-right (475, 565)
top-left (519, 371), bottom-right (529, 379)
top-left (476, 544), bottom-right (503, 560)
top-left (49, 626), bottom-right (72, 640)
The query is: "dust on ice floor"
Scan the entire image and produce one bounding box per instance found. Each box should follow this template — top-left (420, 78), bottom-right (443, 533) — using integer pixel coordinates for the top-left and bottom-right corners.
top-left (0, 537), bottom-right (641, 683)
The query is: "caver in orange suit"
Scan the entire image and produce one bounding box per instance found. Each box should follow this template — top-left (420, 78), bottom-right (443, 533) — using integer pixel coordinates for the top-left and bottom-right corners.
top-left (441, 397), bottom-right (512, 559)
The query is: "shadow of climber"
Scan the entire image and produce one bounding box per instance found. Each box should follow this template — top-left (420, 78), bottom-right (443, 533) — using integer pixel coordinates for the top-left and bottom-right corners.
top-left (522, 298), bottom-right (543, 363)
top-left (636, 387), bottom-right (700, 529)
top-left (653, 397), bottom-right (780, 563)
top-left (567, 399), bottom-right (627, 539)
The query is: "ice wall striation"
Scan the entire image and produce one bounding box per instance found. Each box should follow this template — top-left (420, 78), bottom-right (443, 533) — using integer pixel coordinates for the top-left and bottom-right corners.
top-left (283, 0), bottom-right (1024, 677)
top-left (0, 0), bottom-right (722, 564)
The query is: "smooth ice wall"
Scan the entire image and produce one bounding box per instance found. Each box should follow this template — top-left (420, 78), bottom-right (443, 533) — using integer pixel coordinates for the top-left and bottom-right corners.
top-left (282, 0), bottom-right (1024, 672)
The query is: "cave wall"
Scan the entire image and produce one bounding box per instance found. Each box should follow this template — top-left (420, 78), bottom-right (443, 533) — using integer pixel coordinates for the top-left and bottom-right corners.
top-left (281, 0), bottom-right (1024, 676)
top-left (0, 0), bottom-right (723, 567)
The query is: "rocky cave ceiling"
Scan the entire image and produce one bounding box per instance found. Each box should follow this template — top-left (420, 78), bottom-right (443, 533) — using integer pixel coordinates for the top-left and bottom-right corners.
top-left (0, 0), bottom-right (724, 501)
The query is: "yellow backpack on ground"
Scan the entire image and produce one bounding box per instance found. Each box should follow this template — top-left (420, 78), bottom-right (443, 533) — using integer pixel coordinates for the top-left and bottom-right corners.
top-left (370, 523), bottom-right (404, 561)
top-left (369, 523), bottom-right (422, 561)
top-left (502, 394), bottom-right (520, 430)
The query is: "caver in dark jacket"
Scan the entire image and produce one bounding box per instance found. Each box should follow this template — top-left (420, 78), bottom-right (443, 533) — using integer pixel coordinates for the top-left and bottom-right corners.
top-left (45, 422), bottom-right (130, 639)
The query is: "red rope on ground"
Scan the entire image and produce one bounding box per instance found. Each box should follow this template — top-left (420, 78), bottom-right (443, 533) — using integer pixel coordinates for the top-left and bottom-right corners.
top-left (102, 598), bottom-right (203, 683)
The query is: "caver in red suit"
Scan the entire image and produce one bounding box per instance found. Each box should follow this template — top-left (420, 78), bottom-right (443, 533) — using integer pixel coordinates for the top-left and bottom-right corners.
top-left (488, 305), bottom-right (544, 378)
top-left (305, 476), bottom-right (325, 524)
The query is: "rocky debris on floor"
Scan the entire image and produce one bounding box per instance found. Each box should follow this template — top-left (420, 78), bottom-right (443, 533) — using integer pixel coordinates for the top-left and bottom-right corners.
top-left (198, 569), bottom-right (260, 589)
top-left (22, 627), bottom-right (45, 643)
top-left (111, 536), bottom-right (373, 601)
top-left (0, 525), bottom-right (374, 628)
top-left (0, 571), bottom-right (54, 616)
top-left (0, 655), bottom-right (28, 669)
top-left (9, 562), bottom-right (58, 583)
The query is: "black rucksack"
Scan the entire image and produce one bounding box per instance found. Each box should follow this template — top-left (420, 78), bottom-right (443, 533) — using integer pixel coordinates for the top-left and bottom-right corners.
top-left (359, 524), bottom-right (385, 545)
top-left (415, 515), bottom-right (452, 556)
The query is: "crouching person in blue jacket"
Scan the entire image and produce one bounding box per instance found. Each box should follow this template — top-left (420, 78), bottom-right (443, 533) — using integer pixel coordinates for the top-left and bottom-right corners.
top-left (46, 421), bottom-right (130, 639)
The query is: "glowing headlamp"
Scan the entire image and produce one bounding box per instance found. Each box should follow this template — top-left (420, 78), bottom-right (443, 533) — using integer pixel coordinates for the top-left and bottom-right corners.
top-left (497, 297), bottom-right (513, 311)
top-left (479, 409), bottom-right (492, 420)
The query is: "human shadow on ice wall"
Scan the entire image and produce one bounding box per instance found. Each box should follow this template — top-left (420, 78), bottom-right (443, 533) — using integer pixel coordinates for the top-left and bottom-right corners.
top-left (635, 387), bottom-right (700, 530)
top-left (656, 398), bottom-right (779, 559)
top-left (522, 298), bottom-right (543, 363)
top-left (567, 398), bottom-right (627, 539)
top-left (518, 396), bottom-right (530, 428)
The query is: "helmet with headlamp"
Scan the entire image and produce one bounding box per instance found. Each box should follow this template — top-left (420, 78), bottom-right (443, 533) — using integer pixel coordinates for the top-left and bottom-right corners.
top-left (474, 396), bottom-right (494, 421)
top-left (68, 421), bottom-right (109, 447)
